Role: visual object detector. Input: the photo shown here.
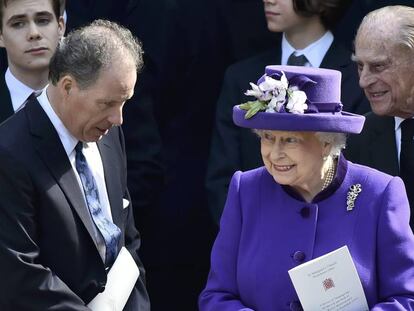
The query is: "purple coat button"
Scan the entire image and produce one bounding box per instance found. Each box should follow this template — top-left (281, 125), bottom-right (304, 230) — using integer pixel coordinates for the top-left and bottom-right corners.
top-left (293, 251), bottom-right (306, 263)
top-left (300, 207), bottom-right (310, 218)
top-left (289, 300), bottom-right (303, 311)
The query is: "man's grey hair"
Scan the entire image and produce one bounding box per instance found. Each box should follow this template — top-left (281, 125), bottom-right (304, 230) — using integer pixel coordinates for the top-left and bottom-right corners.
top-left (253, 129), bottom-right (346, 157)
top-left (49, 19), bottom-right (143, 89)
top-left (358, 5), bottom-right (414, 50)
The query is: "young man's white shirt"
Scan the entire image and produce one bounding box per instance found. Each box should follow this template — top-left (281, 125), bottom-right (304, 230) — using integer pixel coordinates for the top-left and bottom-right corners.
top-left (4, 68), bottom-right (45, 112)
top-left (281, 31), bottom-right (334, 68)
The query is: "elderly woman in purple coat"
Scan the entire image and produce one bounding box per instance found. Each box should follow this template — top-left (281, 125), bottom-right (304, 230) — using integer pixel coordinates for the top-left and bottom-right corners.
top-left (199, 66), bottom-right (414, 311)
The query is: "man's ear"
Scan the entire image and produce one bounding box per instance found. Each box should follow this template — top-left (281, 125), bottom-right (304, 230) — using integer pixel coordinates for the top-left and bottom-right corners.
top-left (58, 16), bottom-right (66, 38)
top-left (59, 75), bottom-right (75, 97)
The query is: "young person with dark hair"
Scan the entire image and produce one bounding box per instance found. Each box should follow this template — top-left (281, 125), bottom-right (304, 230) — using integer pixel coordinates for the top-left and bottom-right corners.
top-left (0, 0), bottom-right (64, 123)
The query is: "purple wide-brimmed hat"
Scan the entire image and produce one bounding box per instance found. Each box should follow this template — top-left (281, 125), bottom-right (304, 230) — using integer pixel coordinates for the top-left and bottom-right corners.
top-left (233, 65), bottom-right (365, 134)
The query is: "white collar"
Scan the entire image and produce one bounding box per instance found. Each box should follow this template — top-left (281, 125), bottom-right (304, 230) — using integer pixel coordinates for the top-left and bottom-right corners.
top-left (395, 116), bottom-right (414, 131)
top-left (5, 68), bottom-right (37, 112)
top-left (395, 116), bottom-right (404, 132)
top-left (281, 31), bottom-right (334, 68)
top-left (37, 87), bottom-right (78, 156)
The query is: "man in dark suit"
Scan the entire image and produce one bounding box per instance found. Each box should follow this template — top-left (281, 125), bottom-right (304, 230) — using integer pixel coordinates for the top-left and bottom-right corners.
top-left (0, 0), bottom-right (165, 238)
top-left (0, 0), bottom-right (65, 123)
top-left (0, 20), bottom-right (149, 310)
top-left (206, 0), bottom-right (370, 224)
top-left (345, 5), bottom-right (414, 230)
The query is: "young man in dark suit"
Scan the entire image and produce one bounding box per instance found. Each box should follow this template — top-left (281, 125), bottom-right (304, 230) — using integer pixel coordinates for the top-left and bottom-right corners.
top-left (206, 0), bottom-right (370, 224)
top-left (0, 20), bottom-right (150, 310)
top-left (345, 5), bottom-right (414, 231)
top-left (0, 0), bottom-right (64, 123)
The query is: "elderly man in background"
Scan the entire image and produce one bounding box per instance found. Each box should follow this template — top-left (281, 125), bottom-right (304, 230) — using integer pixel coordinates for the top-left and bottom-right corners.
top-left (345, 5), bottom-right (414, 231)
top-left (0, 20), bottom-right (149, 310)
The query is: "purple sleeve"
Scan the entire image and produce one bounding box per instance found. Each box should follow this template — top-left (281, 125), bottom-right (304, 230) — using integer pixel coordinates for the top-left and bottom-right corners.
top-left (199, 171), bottom-right (255, 311)
top-left (372, 176), bottom-right (414, 310)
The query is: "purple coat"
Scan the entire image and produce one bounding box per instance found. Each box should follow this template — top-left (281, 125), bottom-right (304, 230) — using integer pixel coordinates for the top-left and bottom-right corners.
top-left (199, 159), bottom-right (414, 311)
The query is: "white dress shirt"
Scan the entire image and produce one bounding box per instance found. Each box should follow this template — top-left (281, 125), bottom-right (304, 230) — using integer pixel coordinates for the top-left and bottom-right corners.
top-left (37, 88), bottom-right (113, 262)
top-left (5, 68), bottom-right (38, 112)
top-left (394, 116), bottom-right (414, 167)
top-left (281, 31), bottom-right (334, 68)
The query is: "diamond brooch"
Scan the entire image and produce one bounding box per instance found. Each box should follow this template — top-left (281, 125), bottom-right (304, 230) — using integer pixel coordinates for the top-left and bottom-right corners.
top-left (347, 184), bottom-right (362, 211)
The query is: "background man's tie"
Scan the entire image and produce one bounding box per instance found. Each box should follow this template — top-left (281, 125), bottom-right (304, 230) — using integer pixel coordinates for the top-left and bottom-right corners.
top-left (75, 142), bottom-right (121, 266)
top-left (17, 90), bottom-right (43, 112)
top-left (287, 53), bottom-right (308, 66)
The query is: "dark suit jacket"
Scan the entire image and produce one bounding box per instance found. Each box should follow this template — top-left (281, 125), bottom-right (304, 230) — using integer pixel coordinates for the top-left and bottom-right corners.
top-left (344, 113), bottom-right (414, 228)
top-left (206, 38), bottom-right (371, 224)
top-left (0, 72), bottom-right (13, 124)
top-left (0, 98), bottom-right (150, 310)
top-left (65, 0), bottom-right (132, 32)
top-left (344, 113), bottom-right (399, 176)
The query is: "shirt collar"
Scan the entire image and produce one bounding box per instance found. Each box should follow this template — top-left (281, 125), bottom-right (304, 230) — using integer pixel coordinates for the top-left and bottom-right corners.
top-left (394, 116), bottom-right (414, 130)
top-left (395, 116), bottom-right (405, 131)
top-left (281, 31), bottom-right (334, 68)
top-left (5, 68), bottom-right (37, 112)
top-left (37, 87), bottom-right (78, 156)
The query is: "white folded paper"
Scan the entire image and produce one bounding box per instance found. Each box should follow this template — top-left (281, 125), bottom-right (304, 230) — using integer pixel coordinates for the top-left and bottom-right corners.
top-left (87, 247), bottom-right (140, 311)
top-left (288, 245), bottom-right (369, 311)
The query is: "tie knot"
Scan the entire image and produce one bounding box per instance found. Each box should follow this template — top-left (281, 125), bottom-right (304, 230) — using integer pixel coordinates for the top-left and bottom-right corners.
top-left (287, 53), bottom-right (308, 66)
top-left (75, 141), bottom-right (83, 153)
top-left (26, 90), bottom-right (42, 102)
top-left (19, 91), bottom-right (43, 111)
top-left (401, 119), bottom-right (414, 141)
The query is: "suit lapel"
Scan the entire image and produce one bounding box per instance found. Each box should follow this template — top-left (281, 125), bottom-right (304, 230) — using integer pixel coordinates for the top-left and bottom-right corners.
top-left (267, 36), bottom-right (282, 65)
top-left (367, 116), bottom-right (399, 176)
top-left (0, 73), bottom-right (14, 123)
top-left (25, 99), bottom-right (100, 251)
top-left (97, 133), bottom-right (123, 228)
top-left (320, 40), bottom-right (350, 71)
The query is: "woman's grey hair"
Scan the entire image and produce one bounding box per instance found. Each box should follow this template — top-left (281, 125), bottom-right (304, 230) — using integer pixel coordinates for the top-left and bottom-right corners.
top-left (49, 19), bottom-right (144, 89)
top-left (358, 5), bottom-right (414, 50)
top-left (253, 129), bottom-right (346, 157)
top-left (314, 132), bottom-right (346, 157)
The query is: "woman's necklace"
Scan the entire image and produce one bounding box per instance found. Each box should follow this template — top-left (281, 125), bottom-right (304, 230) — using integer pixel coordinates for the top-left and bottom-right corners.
top-left (322, 159), bottom-right (335, 191)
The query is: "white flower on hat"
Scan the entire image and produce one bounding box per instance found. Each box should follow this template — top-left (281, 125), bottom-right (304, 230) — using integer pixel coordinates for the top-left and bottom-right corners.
top-left (286, 90), bottom-right (308, 114)
top-left (245, 83), bottom-right (265, 99)
top-left (240, 72), bottom-right (309, 119)
top-left (260, 75), bottom-right (288, 92)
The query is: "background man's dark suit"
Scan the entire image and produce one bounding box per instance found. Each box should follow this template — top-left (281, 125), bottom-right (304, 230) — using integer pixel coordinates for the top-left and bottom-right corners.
top-left (206, 36), bottom-right (371, 223)
top-left (0, 72), bottom-right (13, 123)
top-left (0, 98), bottom-right (149, 310)
top-left (65, 0), bottom-right (131, 32)
top-left (344, 114), bottom-right (414, 229)
top-left (344, 114), bottom-right (399, 177)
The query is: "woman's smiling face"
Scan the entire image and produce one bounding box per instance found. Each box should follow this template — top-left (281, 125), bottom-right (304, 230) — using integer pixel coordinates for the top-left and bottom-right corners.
top-left (259, 130), bottom-right (329, 195)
